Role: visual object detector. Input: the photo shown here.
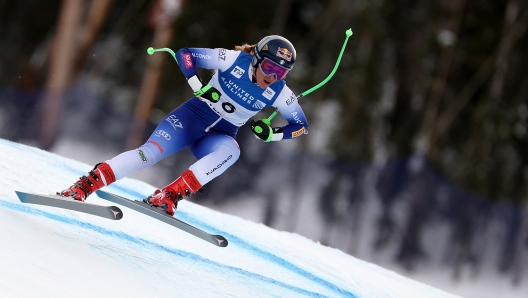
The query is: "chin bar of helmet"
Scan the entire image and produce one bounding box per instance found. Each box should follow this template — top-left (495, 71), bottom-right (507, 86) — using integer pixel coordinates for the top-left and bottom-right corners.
top-left (259, 28), bottom-right (353, 128)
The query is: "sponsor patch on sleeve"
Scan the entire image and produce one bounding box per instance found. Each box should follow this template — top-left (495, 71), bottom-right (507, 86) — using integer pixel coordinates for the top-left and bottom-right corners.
top-left (286, 94), bottom-right (296, 106)
top-left (292, 127), bottom-right (305, 138)
top-left (218, 49), bottom-right (226, 61)
top-left (183, 53), bottom-right (193, 68)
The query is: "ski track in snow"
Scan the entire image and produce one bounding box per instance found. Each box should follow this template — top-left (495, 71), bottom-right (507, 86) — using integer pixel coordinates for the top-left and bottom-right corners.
top-left (0, 197), bottom-right (355, 298)
top-left (115, 185), bottom-right (356, 297)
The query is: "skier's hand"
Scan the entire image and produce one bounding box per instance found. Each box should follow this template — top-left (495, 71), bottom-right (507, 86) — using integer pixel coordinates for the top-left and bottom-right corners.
top-left (194, 85), bottom-right (221, 103)
top-left (251, 119), bottom-right (271, 142)
top-left (250, 119), bottom-right (283, 142)
top-left (188, 74), bottom-right (221, 103)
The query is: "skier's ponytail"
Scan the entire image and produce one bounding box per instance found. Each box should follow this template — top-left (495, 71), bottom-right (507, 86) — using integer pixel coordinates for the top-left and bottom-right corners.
top-left (234, 43), bottom-right (256, 54)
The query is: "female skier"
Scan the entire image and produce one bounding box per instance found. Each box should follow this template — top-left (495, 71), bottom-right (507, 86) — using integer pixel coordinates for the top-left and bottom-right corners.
top-left (59, 35), bottom-right (309, 216)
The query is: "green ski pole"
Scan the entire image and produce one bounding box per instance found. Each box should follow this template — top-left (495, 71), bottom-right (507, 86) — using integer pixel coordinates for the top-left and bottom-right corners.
top-left (256, 28), bottom-right (353, 132)
top-left (146, 28), bottom-right (353, 134)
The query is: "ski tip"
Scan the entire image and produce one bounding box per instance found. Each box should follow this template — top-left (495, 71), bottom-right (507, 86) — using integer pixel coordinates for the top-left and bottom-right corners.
top-left (212, 235), bottom-right (228, 247)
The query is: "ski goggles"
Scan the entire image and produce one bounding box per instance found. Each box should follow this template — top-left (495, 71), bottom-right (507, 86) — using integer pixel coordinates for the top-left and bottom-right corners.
top-left (259, 58), bottom-right (291, 81)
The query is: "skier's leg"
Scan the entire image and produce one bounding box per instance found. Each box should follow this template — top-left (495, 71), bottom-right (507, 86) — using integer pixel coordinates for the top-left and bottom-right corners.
top-left (108, 106), bottom-right (196, 180)
top-left (188, 134), bottom-right (240, 186)
top-left (145, 134), bottom-right (240, 215)
top-left (59, 104), bottom-right (196, 201)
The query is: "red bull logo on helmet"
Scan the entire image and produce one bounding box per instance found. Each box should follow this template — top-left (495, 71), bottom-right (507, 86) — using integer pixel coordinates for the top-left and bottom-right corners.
top-left (276, 47), bottom-right (293, 62)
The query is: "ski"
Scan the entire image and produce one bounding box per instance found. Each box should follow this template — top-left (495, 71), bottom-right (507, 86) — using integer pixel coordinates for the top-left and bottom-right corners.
top-left (95, 190), bottom-right (228, 247)
top-left (15, 191), bottom-right (123, 220)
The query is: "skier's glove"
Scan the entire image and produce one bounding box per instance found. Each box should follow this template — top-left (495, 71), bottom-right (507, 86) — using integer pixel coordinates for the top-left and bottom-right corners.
top-left (194, 85), bottom-right (221, 103)
top-left (188, 75), bottom-right (221, 103)
top-left (250, 119), bottom-right (284, 142)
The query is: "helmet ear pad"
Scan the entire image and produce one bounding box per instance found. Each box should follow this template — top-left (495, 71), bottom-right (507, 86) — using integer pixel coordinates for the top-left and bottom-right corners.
top-left (251, 52), bottom-right (259, 68)
top-left (251, 36), bottom-right (271, 68)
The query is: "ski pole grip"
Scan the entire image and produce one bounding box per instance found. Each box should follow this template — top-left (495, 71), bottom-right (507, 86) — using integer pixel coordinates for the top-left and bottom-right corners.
top-left (261, 118), bottom-right (271, 126)
top-left (253, 117), bottom-right (272, 134)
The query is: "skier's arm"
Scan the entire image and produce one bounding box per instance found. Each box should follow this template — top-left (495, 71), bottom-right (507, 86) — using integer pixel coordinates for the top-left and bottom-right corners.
top-left (175, 48), bottom-right (238, 102)
top-left (274, 98), bottom-right (309, 140)
top-left (251, 88), bottom-right (309, 142)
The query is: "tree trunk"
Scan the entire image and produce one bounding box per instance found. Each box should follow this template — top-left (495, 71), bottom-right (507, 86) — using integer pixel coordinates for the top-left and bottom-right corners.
top-left (38, 0), bottom-right (83, 150)
top-left (125, 0), bottom-right (182, 150)
top-left (431, 6), bottom-right (528, 146)
top-left (417, 0), bottom-right (467, 156)
top-left (38, 0), bottom-right (114, 150)
top-left (73, 0), bottom-right (115, 74)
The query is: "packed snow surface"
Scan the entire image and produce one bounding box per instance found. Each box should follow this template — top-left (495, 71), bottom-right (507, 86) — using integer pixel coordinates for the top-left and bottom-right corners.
top-left (0, 139), bottom-right (458, 298)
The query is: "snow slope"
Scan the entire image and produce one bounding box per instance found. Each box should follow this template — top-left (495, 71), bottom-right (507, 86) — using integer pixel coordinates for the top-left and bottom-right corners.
top-left (0, 138), bottom-right (459, 298)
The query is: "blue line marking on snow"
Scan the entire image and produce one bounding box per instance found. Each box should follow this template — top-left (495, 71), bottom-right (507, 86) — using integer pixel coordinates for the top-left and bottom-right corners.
top-left (0, 199), bottom-right (356, 298)
top-left (112, 187), bottom-right (356, 298)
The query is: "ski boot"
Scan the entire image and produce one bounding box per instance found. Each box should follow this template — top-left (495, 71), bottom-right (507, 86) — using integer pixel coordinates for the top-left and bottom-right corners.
top-left (59, 162), bottom-right (116, 201)
top-left (144, 169), bottom-right (202, 216)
